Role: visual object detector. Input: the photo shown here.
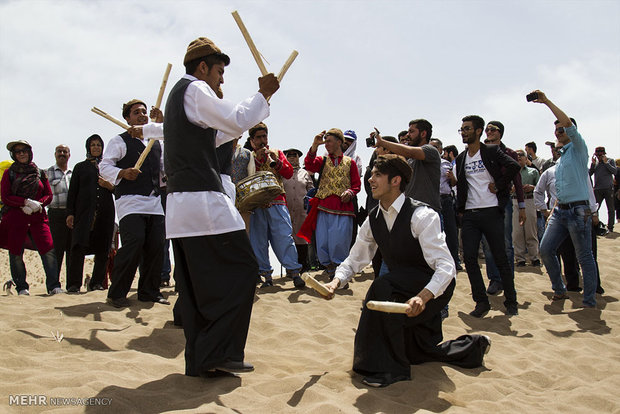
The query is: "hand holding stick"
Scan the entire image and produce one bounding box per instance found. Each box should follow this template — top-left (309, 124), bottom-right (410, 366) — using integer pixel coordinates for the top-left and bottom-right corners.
top-left (301, 273), bottom-right (332, 298)
top-left (91, 107), bottom-right (130, 130)
top-left (366, 301), bottom-right (409, 314)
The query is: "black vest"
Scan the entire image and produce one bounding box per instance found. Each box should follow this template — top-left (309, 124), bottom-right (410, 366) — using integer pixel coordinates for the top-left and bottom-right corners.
top-left (216, 140), bottom-right (234, 176)
top-left (114, 132), bottom-right (161, 200)
top-left (164, 77), bottom-right (224, 193)
top-left (369, 197), bottom-right (434, 277)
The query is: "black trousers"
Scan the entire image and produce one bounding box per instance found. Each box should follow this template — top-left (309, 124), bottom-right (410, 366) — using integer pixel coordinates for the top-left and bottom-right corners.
top-left (172, 230), bottom-right (258, 377)
top-left (353, 268), bottom-right (487, 379)
top-left (107, 214), bottom-right (164, 301)
top-left (461, 207), bottom-right (517, 308)
top-left (441, 195), bottom-right (460, 266)
top-left (48, 208), bottom-right (72, 278)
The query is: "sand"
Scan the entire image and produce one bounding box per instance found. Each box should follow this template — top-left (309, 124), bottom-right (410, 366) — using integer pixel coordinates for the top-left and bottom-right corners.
top-left (1, 233), bottom-right (619, 413)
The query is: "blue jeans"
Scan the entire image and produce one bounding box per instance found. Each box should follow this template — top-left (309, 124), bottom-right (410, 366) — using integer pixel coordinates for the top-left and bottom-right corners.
top-left (540, 204), bottom-right (597, 307)
top-left (249, 204), bottom-right (301, 273)
top-left (10, 250), bottom-right (59, 293)
top-left (482, 200), bottom-right (514, 283)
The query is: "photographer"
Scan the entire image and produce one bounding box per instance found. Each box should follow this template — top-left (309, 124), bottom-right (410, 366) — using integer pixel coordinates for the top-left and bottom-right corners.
top-left (589, 146), bottom-right (617, 232)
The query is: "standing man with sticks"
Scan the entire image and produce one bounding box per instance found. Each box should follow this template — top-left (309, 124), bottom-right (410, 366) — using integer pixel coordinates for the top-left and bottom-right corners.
top-left (100, 99), bottom-right (168, 308)
top-left (164, 37), bottom-right (279, 377)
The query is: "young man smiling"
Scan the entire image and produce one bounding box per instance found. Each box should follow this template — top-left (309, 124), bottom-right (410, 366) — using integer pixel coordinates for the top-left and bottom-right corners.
top-left (324, 154), bottom-right (490, 388)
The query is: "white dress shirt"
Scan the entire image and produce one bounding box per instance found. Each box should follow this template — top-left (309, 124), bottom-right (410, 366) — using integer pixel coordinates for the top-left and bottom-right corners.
top-left (334, 193), bottom-right (456, 297)
top-left (100, 133), bottom-right (165, 221)
top-left (165, 74), bottom-right (270, 238)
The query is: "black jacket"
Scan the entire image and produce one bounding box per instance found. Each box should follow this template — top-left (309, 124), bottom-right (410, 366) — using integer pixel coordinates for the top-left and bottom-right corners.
top-left (455, 143), bottom-right (520, 214)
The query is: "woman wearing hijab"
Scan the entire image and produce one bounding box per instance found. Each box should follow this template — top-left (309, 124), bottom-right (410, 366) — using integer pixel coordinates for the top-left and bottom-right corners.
top-left (0, 140), bottom-right (64, 295)
top-left (65, 134), bottom-right (115, 293)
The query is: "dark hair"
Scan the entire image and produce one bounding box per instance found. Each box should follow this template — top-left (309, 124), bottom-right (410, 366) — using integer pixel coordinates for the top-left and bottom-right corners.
top-left (462, 115), bottom-right (485, 136)
top-left (525, 141), bottom-right (537, 153)
top-left (444, 145), bottom-right (458, 159)
top-left (249, 122), bottom-right (268, 138)
top-left (372, 154), bottom-right (412, 192)
top-left (408, 119), bottom-right (433, 140)
top-left (430, 138), bottom-right (443, 147)
top-left (397, 130), bottom-right (408, 139)
top-left (554, 117), bottom-right (577, 127)
top-left (185, 53), bottom-right (230, 75)
top-left (382, 136), bottom-right (398, 144)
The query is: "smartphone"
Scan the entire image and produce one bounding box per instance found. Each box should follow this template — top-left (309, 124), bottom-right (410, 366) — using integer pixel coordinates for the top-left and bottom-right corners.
top-left (526, 92), bottom-right (539, 102)
top-left (366, 127), bottom-right (380, 148)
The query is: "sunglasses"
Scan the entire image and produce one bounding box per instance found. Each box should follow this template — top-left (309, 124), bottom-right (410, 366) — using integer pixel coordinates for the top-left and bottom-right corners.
top-left (485, 126), bottom-right (500, 133)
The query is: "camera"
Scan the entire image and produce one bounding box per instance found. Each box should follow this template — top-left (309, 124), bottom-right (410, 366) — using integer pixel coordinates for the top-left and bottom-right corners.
top-left (526, 92), bottom-right (539, 102)
top-left (365, 136), bottom-right (375, 148)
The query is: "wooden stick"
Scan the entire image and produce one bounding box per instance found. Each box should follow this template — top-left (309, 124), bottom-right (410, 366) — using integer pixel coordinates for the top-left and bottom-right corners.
top-left (91, 107), bottom-right (130, 130)
top-left (135, 63), bottom-right (173, 169)
top-left (231, 10), bottom-right (268, 76)
top-left (152, 62), bottom-right (172, 120)
top-left (301, 273), bottom-right (331, 298)
top-left (277, 50), bottom-right (298, 82)
top-left (366, 301), bottom-right (409, 314)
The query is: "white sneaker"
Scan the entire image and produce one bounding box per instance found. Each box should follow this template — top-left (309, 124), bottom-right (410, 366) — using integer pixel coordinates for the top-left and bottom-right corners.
top-left (18, 289), bottom-right (30, 296)
top-left (49, 287), bottom-right (66, 295)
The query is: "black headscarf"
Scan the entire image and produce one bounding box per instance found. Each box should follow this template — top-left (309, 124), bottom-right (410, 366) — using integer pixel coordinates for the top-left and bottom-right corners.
top-left (85, 134), bottom-right (104, 164)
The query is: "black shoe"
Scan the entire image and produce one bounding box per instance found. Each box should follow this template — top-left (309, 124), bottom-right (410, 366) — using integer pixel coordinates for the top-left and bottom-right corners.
top-left (505, 303), bottom-right (519, 316)
top-left (361, 373), bottom-right (410, 388)
top-left (215, 360), bottom-right (254, 373)
top-left (66, 285), bottom-right (80, 293)
top-left (154, 296), bottom-right (170, 305)
top-left (87, 283), bottom-right (105, 292)
top-left (480, 335), bottom-right (492, 355)
top-left (516, 261), bottom-right (526, 267)
top-left (596, 286), bottom-right (605, 294)
top-left (531, 259), bottom-right (541, 267)
top-left (292, 276), bottom-right (305, 289)
top-left (260, 279), bottom-right (273, 288)
top-left (566, 285), bottom-right (582, 292)
top-left (469, 302), bottom-right (491, 318)
top-left (440, 307), bottom-right (449, 320)
top-left (486, 281), bottom-right (503, 295)
top-left (455, 263), bottom-right (464, 271)
top-left (106, 297), bottom-right (130, 308)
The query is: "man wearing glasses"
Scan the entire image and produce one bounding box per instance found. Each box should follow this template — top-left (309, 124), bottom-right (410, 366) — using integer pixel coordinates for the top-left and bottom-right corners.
top-left (454, 115), bottom-right (521, 317)
top-left (480, 121), bottom-right (526, 295)
top-left (531, 90), bottom-right (598, 308)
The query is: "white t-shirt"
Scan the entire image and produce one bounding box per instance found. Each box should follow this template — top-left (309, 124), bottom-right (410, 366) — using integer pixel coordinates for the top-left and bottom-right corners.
top-left (463, 150), bottom-right (498, 210)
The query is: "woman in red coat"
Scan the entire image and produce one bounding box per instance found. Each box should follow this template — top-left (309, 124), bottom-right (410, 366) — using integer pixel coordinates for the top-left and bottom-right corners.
top-left (0, 140), bottom-right (64, 295)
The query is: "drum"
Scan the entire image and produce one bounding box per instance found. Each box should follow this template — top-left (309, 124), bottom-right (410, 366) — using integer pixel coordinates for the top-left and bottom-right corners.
top-left (236, 171), bottom-right (283, 212)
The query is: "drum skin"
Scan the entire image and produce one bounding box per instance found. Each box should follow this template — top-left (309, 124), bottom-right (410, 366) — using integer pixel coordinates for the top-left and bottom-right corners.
top-left (236, 171), bottom-right (283, 212)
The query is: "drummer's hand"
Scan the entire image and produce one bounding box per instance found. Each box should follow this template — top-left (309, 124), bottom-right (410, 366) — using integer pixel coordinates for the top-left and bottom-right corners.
top-left (128, 126), bottom-right (143, 139)
top-left (324, 279), bottom-right (339, 300)
top-left (150, 107), bottom-right (163, 123)
top-left (405, 296), bottom-right (425, 318)
top-left (258, 73), bottom-right (280, 100)
top-left (311, 131), bottom-right (327, 153)
top-left (340, 190), bottom-right (353, 203)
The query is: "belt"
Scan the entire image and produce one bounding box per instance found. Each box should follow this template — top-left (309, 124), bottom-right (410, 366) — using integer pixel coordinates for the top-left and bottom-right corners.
top-left (512, 194), bottom-right (533, 199)
top-left (464, 207), bottom-right (497, 213)
top-left (558, 200), bottom-right (588, 209)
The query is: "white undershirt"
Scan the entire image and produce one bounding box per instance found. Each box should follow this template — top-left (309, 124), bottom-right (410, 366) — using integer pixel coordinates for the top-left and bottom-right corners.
top-left (334, 193), bottom-right (455, 298)
top-left (165, 74), bottom-right (270, 238)
top-left (463, 150), bottom-right (498, 210)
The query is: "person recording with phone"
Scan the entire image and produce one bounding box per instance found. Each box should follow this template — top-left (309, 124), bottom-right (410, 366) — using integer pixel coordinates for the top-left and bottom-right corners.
top-left (589, 146), bottom-right (617, 232)
top-left (531, 90), bottom-right (599, 308)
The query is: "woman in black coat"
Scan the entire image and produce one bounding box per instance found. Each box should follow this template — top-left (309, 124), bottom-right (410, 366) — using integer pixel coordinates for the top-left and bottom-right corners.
top-left (65, 134), bottom-right (115, 292)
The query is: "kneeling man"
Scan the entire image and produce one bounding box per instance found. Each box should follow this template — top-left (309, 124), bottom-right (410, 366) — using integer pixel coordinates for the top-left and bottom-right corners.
top-left (325, 154), bottom-right (490, 388)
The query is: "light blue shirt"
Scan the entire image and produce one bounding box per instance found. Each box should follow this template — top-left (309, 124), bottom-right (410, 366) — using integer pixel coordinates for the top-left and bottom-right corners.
top-left (555, 125), bottom-right (591, 203)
